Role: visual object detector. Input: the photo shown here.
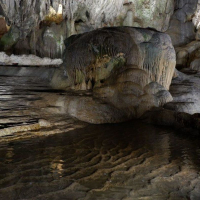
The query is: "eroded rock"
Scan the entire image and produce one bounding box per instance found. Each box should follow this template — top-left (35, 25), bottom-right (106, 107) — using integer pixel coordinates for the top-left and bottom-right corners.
top-left (0, 0), bottom-right (175, 56)
top-left (165, 69), bottom-right (200, 114)
top-left (50, 27), bottom-right (175, 123)
top-left (122, 0), bottom-right (174, 32)
top-left (141, 107), bottom-right (200, 135)
top-left (167, 0), bottom-right (198, 46)
top-left (175, 40), bottom-right (200, 70)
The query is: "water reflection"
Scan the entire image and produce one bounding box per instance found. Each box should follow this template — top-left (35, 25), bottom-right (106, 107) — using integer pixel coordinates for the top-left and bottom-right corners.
top-left (50, 160), bottom-right (64, 178)
top-left (0, 121), bottom-right (200, 199)
top-left (5, 147), bottom-right (14, 163)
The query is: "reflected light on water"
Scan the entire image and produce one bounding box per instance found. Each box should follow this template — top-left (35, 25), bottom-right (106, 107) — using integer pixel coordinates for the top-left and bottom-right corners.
top-left (182, 147), bottom-right (194, 167)
top-left (50, 159), bottom-right (64, 178)
top-left (1, 122), bottom-right (200, 199)
top-left (5, 147), bottom-right (14, 163)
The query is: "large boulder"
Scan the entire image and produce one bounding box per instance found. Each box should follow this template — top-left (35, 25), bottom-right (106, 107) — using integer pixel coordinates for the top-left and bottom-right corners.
top-left (50, 27), bottom-right (175, 123)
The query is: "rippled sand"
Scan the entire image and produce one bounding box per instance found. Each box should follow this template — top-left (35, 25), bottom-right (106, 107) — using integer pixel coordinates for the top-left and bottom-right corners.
top-left (0, 122), bottom-right (200, 200)
top-left (0, 75), bottom-right (200, 200)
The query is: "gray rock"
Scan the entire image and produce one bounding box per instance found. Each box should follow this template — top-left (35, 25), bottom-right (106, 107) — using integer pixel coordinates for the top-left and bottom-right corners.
top-left (0, 0), bottom-right (175, 55)
top-left (140, 107), bottom-right (200, 135)
top-left (50, 27), bottom-right (175, 122)
top-left (165, 69), bottom-right (200, 114)
top-left (167, 0), bottom-right (198, 47)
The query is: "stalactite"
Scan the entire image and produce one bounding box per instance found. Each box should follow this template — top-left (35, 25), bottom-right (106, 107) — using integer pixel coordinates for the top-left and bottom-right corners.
top-left (0, 0), bottom-right (124, 38)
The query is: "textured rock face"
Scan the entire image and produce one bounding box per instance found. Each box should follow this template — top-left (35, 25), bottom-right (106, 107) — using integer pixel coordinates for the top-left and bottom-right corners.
top-left (50, 27), bottom-right (175, 122)
top-left (167, 0), bottom-right (198, 47)
top-left (0, 0), bottom-right (173, 35)
top-left (0, 0), bottom-right (51, 38)
top-left (2, 0), bottom-right (200, 54)
top-left (0, 0), bottom-right (124, 56)
top-left (168, 37), bottom-right (200, 115)
top-left (3, 0), bottom-right (200, 56)
top-left (142, 107), bottom-right (200, 135)
top-left (123, 0), bottom-right (174, 32)
top-left (13, 22), bottom-right (67, 58)
top-left (175, 40), bottom-right (200, 69)
top-left (193, 0), bottom-right (200, 30)
top-left (0, 0), bottom-right (124, 37)
top-left (52, 27), bottom-right (175, 90)
top-left (165, 70), bottom-right (200, 115)
top-left (0, 0), bottom-right (175, 56)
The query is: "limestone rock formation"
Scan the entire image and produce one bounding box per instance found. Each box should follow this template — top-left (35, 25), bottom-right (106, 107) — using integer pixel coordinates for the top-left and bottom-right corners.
top-left (122, 0), bottom-right (174, 32)
top-left (2, 0), bottom-right (200, 126)
top-left (0, 0), bottom-right (175, 56)
top-left (13, 22), bottom-right (67, 58)
top-left (50, 27), bottom-right (175, 123)
top-left (165, 69), bottom-right (200, 114)
top-left (176, 41), bottom-right (200, 68)
top-left (141, 107), bottom-right (200, 135)
top-left (175, 40), bottom-right (200, 70)
top-left (2, 0), bottom-right (200, 55)
top-left (0, 0), bottom-right (124, 40)
top-left (167, 0), bottom-right (198, 47)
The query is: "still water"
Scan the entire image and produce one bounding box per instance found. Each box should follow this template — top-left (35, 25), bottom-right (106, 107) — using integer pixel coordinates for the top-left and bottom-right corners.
top-left (0, 121), bottom-right (200, 200)
top-left (0, 73), bottom-right (200, 200)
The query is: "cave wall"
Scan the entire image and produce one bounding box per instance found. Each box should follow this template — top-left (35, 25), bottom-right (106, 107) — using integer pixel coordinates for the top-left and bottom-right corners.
top-left (166, 0), bottom-right (198, 47)
top-left (1, 0), bottom-right (200, 58)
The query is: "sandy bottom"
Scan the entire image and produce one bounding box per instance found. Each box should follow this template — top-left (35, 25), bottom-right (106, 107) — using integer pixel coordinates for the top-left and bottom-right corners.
top-left (0, 75), bottom-right (200, 200)
top-left (0, 122), bottom-right (200, 200)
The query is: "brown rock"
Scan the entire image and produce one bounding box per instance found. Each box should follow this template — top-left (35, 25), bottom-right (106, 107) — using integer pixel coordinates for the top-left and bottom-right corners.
top-left (0, 17), bottom-right (7, 38)
top-left (50, 27), bottom-right (176, 123)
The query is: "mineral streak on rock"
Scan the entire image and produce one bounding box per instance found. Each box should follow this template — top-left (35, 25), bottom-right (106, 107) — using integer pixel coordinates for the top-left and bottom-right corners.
top-left (52, 27), bottom-right (175, 90)
top-left (0, 0), bottom-right (175, 57)
top-left (49, 27), bottom-right (175, 122)
top-left (1, 0), bottom-right (200, 57)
